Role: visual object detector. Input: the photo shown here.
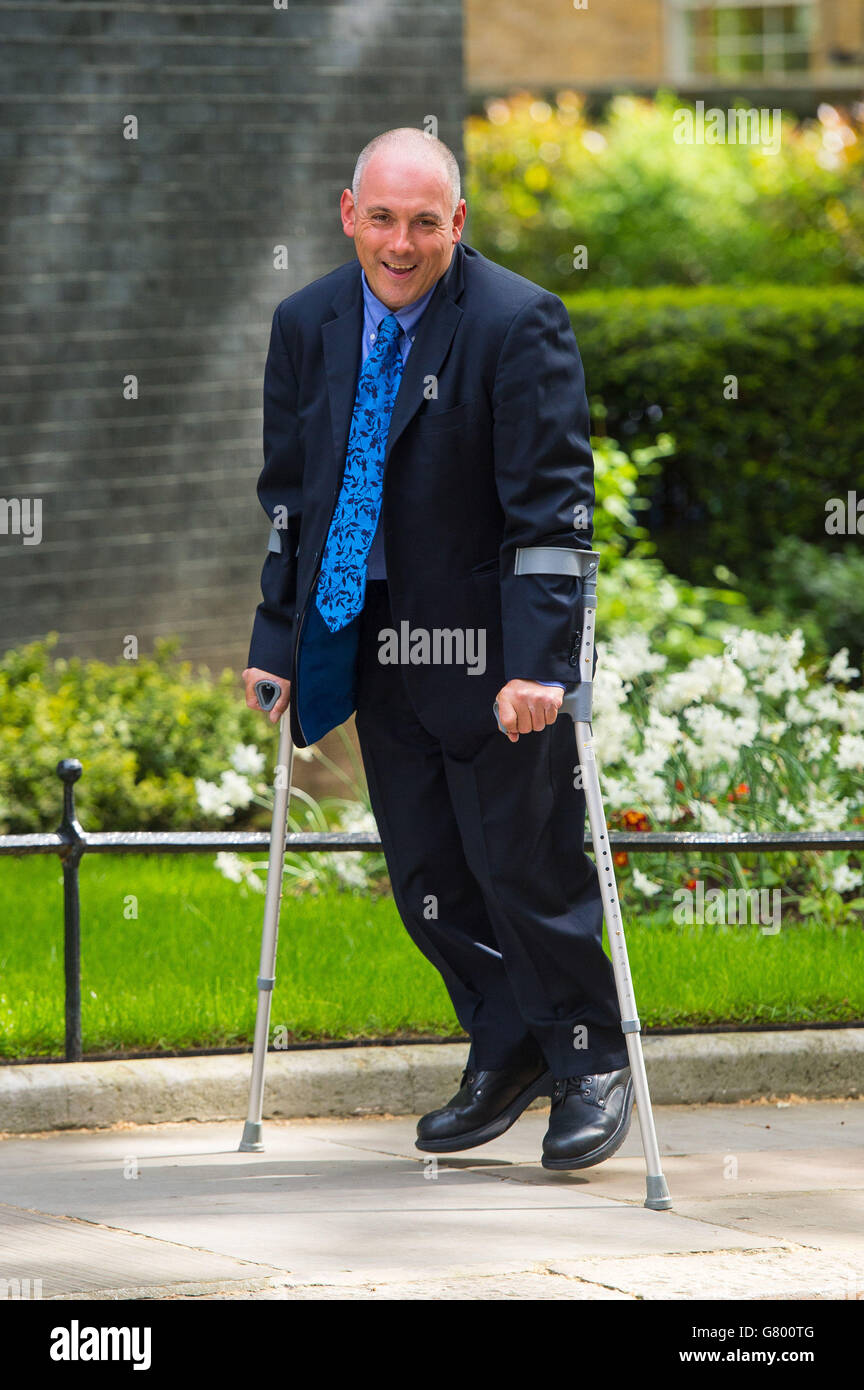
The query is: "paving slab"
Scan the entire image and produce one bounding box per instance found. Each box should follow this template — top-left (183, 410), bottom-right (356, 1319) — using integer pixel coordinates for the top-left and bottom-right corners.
top-left (0, 1205), bottom-right (281, 1299)
top-left (0, 1099), bottom-right (861, 1299)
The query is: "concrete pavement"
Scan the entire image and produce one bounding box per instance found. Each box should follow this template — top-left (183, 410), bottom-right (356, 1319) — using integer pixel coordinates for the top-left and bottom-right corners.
top-left (1, 1097), bottom-right (862, 1301)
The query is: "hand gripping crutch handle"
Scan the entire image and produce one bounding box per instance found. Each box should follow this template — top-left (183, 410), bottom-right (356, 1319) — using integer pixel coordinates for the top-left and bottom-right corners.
top-left (239, 679), bottom-right (294, 1152)
top-left (495, 546), bottom-right (672, 1210)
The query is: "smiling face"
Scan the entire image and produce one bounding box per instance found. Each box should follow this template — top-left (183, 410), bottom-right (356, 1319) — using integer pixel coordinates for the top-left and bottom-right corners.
top-left (340, 148), bottom-right (466, 311)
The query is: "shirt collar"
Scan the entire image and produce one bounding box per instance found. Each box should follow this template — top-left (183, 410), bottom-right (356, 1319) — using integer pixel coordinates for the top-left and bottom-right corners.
top-left (361, 268), bottom-right (438, 342)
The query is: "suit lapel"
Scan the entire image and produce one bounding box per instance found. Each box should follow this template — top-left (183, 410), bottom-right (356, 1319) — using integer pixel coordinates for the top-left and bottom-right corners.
top-left (321, 272), bottom-right (363, 481)
top-left (320, 242), bottom-right (466, 485)
top-left (385, 288), bottom-right (463, 467)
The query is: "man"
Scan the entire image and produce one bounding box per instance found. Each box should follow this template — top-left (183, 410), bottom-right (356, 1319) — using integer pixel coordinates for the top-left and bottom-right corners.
top-left (242, 127), bottom-right (633, 1169)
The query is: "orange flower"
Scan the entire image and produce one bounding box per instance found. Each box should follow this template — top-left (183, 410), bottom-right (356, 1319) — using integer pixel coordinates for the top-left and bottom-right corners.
top-left (675, 779), bottom-right (685, 792)
top-left (684, 878), bottom-right (697, 890)
top-left (614, 851), bottom-right (629, 867)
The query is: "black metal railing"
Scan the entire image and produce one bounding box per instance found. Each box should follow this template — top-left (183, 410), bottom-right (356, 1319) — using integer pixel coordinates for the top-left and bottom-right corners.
top-left (2, 758), bottom-right (863, 1062)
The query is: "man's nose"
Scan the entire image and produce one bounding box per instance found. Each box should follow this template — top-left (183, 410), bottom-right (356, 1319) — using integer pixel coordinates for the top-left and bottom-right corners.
top-left (388, 223), bottom-right (414, 255)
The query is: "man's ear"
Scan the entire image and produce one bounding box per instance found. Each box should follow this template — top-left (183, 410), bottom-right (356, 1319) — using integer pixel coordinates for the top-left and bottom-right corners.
top-left (340, 188), bottom-right (356, 238)
top-left (451, 198), bottom-right (467, 244)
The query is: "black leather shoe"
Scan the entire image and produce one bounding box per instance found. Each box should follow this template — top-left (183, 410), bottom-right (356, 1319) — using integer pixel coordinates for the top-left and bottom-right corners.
top-left (541, 1067), bottom-right (634, 1170)
top-left (415, 1057), bottom-right (552, 1153)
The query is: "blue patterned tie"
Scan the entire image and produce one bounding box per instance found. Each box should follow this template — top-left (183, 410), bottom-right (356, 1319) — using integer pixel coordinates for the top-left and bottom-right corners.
top-left (315, 313), bottom-right (405, 631)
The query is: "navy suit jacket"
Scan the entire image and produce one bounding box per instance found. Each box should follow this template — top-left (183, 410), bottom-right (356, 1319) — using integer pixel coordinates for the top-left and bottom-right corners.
top-left (248, 240), bottom-right (596, 749)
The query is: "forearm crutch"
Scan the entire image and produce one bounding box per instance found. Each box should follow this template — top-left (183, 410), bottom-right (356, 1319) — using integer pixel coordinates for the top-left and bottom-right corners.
top-left (499, 547), bottom-right (672, 1211)
top-left (239, 679), bottom-right (294, 1152)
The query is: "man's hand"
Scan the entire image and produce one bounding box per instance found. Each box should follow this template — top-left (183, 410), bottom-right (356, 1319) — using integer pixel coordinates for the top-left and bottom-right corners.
top-left (242, 667), bottom-right (291, 725)
top-left (495, 679), bottom-right (563, 743)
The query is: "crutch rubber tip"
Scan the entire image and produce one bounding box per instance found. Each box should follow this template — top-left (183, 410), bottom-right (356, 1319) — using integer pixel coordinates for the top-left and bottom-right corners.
top-left (238, 1120), bottom-right (264, 1152)
top-left (644, 1174), bottom-right (673, 1210)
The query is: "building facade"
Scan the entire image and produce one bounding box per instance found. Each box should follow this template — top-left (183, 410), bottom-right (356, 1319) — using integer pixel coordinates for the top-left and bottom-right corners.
top-left (466, 0), bottom-right (864, 111)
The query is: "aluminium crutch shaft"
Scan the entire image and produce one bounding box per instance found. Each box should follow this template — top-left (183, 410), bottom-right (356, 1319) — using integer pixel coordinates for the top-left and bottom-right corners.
top-left (239, 680), bottom-right (294, 1152)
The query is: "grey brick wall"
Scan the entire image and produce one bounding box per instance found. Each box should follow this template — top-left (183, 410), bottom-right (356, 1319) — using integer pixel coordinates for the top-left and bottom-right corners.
top-left (0, 0), bottom-right (465, 672)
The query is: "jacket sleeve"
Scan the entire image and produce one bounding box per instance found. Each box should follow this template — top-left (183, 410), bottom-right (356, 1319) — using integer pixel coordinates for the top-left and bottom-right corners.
top-left (492, 291), bottom-right (595, 689)
top-left (247, 304), bottom-right (304, 679)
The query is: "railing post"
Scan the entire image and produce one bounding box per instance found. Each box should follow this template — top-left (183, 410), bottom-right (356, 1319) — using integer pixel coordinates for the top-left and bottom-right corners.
top-left (56, 759), bottom-right (85, 1063)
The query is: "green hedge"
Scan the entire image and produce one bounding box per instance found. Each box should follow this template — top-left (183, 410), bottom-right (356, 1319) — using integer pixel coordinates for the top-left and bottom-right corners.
top-left (566, 285), bottom-right (864, 588)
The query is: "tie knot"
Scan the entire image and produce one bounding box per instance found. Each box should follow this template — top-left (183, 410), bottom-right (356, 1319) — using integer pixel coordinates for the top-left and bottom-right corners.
top-left (376, 312), bottom-right (401, 347)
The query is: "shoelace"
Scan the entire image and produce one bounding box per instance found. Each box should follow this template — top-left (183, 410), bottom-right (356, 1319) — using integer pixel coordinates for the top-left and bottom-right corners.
top-left (551, 1076), bottom-right (598, 1105)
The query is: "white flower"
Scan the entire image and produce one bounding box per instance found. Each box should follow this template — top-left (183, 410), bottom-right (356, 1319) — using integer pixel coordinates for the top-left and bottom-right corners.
top-left (641, 709), bottom-right (681, 770)
top-left (759, 660), bottom-right (807, 699)
top-left (632, 868), bottom-right (663, 896)
top-left (215, 851), bottom-right (244, 883)
top-left (836, 733), bottom-right (864, 771)
top-left (804, 686), bottom-right (844, 723)
top-left (593, 704), bottom-right (634, 764)
top-left (604, 630), bottom-right (667, 683)
top-left (801, 728), bottom-right (831, 761)
top-left (777, 797), bottom-right (803, 826)
top-left (196, 778), bottom-right (233, 817)
top-left (230, 742), bottom-right (266, 776)
top-left (339, 804), bottom-right (379, 835)
top-left (725, 629), bottom-right (807, 698)
top-left (784, 694), bottom-right (811, 726)
top-left (832, 864), bottom-right (863, 894)
top-left (327, 853), bottom-right (368, 889)
top-left (597, 773), bottom-right (631, 810)
top-left (760, 719), bottom-right (788, 742)
top-left (725, 629), bottom-right (762, 670)
top-left (802, 794), bottom-right (851, 831)
top-left (215, 852), bottom-right (265, 892)
top-left (681, 706), bottom-right (759, 772)
top-left (656, 654), bottom-right (746, 713)
top-left (826, 648), bottom-right (861, 683)
top-left (689, 798), bottom-right (734, 830)
top-left (594, 655), bottom-right (631, 708)
top-left (219, 769), bottom-right (255, 809)
top-left (628, 772), bottom-right (675, 820)
top-left (837, 691), bottom-right (864, 734)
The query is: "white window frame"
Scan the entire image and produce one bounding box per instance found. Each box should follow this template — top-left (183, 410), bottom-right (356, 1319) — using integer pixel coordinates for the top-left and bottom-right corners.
top-left (665, 0), bottom-right (817, 83)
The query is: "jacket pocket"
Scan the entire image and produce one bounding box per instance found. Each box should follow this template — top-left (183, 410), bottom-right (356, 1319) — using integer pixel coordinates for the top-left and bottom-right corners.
top-left (415, 400), bottom-right (474, 432)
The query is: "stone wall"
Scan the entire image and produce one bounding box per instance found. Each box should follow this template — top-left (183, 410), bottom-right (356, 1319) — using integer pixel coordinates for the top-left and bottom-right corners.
top-left (1, 0), bottom-right (465, 673)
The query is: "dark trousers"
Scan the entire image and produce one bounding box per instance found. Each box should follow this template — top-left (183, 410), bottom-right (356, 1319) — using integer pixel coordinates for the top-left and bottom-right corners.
top-left (353, 580), bottom-right (629, 1079)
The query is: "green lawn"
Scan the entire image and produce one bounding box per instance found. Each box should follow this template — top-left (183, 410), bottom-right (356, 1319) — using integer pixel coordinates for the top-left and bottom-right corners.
top-left (0, 855), bottom-right (861, 1059)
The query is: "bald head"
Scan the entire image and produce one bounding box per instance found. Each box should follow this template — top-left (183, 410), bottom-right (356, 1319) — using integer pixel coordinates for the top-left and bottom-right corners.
top-left (352, 128), bottom-right (461, 218)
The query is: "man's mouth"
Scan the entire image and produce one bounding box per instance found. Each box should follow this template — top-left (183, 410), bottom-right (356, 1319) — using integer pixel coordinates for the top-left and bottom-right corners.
top-left (381, 260), bottom-right (417, 278)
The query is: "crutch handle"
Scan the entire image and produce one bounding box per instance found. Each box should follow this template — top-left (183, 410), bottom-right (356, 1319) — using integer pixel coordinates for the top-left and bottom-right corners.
top-left (254, 679), bottom-right (282, 712)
